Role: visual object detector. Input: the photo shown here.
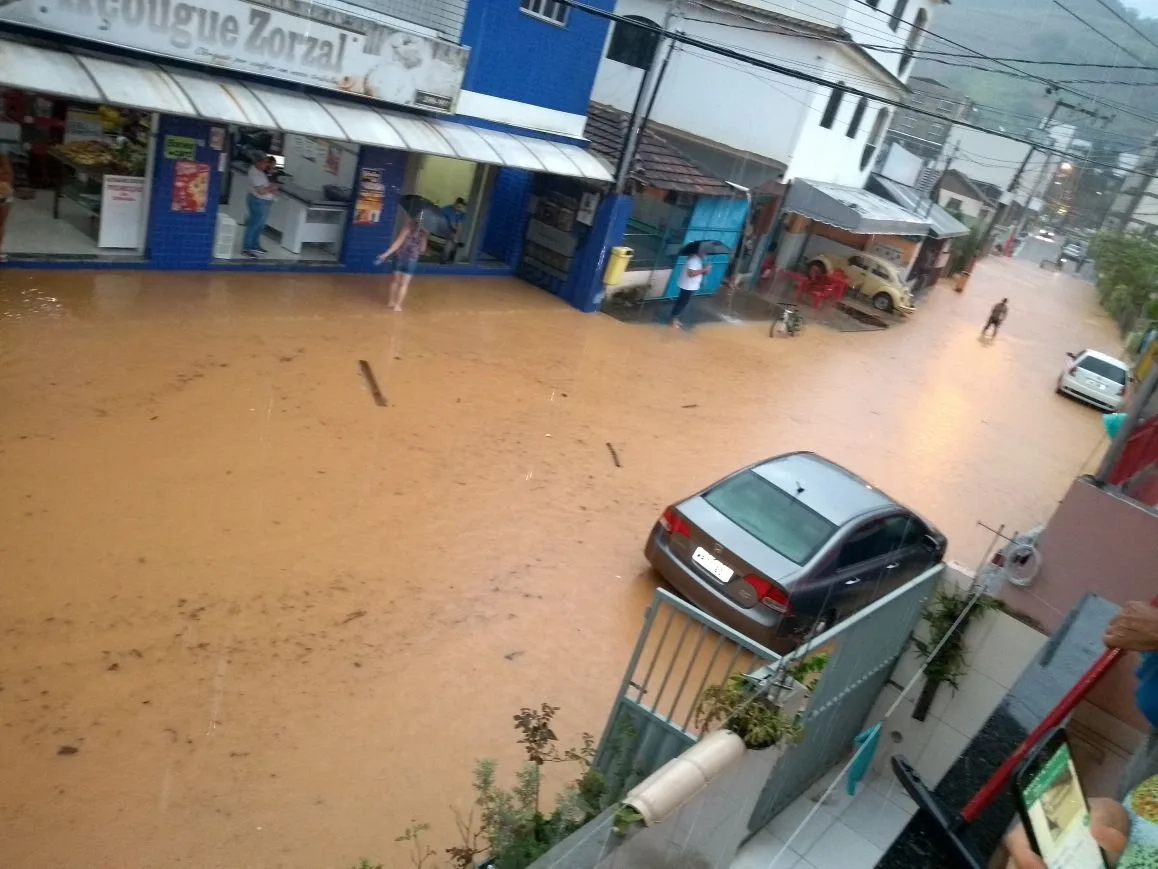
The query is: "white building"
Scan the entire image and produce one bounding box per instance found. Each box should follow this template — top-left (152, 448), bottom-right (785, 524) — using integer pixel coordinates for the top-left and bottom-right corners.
top-left (591, 0), bottom-right (945, 189)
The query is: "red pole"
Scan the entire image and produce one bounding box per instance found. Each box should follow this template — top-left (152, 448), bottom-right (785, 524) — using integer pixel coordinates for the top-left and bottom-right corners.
top-left (959, 646), bottom-right (1121, 823)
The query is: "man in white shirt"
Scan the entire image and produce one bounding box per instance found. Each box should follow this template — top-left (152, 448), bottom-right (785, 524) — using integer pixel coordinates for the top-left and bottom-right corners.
top-left (243, 155), bottom-right (278, 258)
top-left (671, 242), bottom-right (711, 329)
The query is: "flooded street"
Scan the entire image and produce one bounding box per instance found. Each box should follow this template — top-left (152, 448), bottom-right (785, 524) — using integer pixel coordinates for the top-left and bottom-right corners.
top-left (0, 258), bottom-right (1119, 868)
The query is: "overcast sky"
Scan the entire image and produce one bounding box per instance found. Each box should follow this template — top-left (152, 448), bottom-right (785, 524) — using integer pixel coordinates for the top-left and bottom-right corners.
top-left (1122, 0), bottom-right (1158, 18)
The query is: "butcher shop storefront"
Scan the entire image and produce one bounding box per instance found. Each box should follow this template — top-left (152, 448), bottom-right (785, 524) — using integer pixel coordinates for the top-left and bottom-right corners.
top-left (0, 0), bottom-right (612, 276)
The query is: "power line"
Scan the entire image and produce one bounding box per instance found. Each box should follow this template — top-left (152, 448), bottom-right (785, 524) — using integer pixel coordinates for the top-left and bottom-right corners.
top-left (1088, 0), bottom-right (1158, 55)
top-left (569, 0), bottom-right (1158, 182)
top-left (1050, 0), bottom-right (1151, 65)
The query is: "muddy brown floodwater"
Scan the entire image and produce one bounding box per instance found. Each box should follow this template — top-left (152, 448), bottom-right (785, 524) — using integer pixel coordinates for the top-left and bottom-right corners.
top-left (0, 259), bottom-right (1119, 868)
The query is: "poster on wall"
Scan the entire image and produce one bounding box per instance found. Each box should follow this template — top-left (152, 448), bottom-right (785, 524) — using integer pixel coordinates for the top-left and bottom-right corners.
top-left (576, 191), bottom-right (600, 227)
top-left (2, 0), bottom-right (470, 113)
top-left (98, 175), bottom-right (146, 248)
top-left (354, 167), bottom-right (384, 225)
top-left (64, 109), bottom-right (103, 143)
top-left (172, 161), bottom-right (211, 213)
top-left (325, 144), bottom-right (342, 175)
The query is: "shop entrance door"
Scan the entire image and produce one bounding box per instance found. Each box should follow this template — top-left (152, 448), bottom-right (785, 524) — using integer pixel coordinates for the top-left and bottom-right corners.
top-left (662, 196), bottom-right (749, 299)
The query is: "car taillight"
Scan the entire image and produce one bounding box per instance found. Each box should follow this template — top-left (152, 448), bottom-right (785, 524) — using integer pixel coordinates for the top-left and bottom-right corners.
top-left (659, 507), bottom-right (691, 537)
top-left (744, 575), bottom-right (792, 614)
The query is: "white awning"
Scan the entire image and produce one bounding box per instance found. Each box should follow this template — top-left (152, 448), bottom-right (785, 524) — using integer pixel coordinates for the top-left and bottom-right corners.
top-left (0, 36), bottom-right (613, 182)
top-left (322, 101), bottom-right (408, 151)
top-left (379, 111), bottom-right (456, 157)
top-left (164, 69), bottom-right (276, 128)
top-left (75, 55), bottom-right (196, 116)
top-left (428, 120), bottom-right (502, 164)
top-left (472, 129), bottom-right (546, 172)
top-left (0, 40), bottom-right (101, 103)
top-left (246, 85), bottom-right (346, 140)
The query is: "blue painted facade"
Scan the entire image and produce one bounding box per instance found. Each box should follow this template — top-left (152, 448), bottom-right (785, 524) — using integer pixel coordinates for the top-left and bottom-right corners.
top-left (2, 1), bottom-right (632, 314)
top-left (460, 0), bottom-right (614, 126)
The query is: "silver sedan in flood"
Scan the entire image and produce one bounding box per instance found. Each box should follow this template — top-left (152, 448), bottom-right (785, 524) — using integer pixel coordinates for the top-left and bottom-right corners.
top-left (644, 452), bottom-right (946, 649)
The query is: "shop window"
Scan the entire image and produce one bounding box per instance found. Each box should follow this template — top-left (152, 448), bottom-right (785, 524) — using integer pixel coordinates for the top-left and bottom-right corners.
top-left (0, 94), bottom-right (153, 261)
top-left (861, 108), bottom-right (889, 170)
top-left (820, 83), bottom-right (845, 130)
top-left (521, 0), bottom-right (568, 25)
top-left (219, 128), bottom-right (358, 263)
top-left (898, 8), bottom-right (926, 74)
top-left (622, 191), bottom-right (693, 271)
top-left (847, 98), bottom-right (868, 139)
top-left (889, 0), bottom-right (908, 31)
top-left (606, 15), bottom-right (661, 69)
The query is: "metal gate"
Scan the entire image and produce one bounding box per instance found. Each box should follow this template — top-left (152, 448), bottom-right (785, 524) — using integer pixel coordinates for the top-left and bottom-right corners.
top-left (592, 564), bottom-right (941, 819)
top-left (746, 564), bottom-right (941, 833)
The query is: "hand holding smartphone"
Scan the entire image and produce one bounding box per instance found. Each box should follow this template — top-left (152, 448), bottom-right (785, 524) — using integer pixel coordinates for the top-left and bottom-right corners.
top-left (1014, 727), bottom-right (1107, 869)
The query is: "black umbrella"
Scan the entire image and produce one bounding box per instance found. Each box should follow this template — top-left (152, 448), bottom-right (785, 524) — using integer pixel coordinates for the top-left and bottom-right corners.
top-left (678, 239), bottom-right (733, 257)
top-left (399, 194), bottom-right (452, 237)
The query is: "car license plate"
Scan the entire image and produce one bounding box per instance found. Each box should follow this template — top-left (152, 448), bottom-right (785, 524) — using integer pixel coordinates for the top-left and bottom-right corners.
top-left (692, 546), bottom-right (734, 583)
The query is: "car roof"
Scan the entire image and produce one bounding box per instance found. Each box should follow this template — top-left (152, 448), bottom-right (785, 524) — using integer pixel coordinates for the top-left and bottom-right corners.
top-left (748, 452), bottom-right (895, 526)
top-left (1077, 349), bottom-right (1129, 368)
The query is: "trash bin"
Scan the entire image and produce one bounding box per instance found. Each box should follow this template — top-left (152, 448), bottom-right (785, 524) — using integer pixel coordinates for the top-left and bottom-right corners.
top-left (603, 246), bottom-right (634, 286)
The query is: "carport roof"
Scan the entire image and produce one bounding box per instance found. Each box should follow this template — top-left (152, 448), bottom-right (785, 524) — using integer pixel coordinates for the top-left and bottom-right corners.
top-left (867, 174), bottom-right (970, 239)
top-left (783, 179), bottom-right (934, 237)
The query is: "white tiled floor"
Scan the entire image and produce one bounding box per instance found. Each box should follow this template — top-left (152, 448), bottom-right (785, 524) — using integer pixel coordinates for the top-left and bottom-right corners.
top-left (4, 190), bottom-right (108, 257)
top-left (732, 771), bottom-right (917, 869)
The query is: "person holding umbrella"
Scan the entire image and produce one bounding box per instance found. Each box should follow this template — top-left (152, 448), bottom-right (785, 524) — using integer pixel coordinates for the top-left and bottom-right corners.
top-left (375, 215), bottom-right (428, 311)
top-left (671, 241), bottom-right (713, 329)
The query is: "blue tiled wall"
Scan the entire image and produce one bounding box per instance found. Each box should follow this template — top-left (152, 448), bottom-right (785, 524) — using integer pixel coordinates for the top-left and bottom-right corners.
top-left (460, 0), bottom-right (613, 117)
top-left (147, 115), bottom-right (221, 269)
top-left (481, 167), bottom-right (532, 266)
top-left (341, 147), bottom-right (410, 273)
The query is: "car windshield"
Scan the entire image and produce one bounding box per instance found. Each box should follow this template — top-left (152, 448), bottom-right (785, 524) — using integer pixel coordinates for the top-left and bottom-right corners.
top-left (703, 471), bottom-right (837, 565)
top-left (1079, 356), bottom-right (1128, 384)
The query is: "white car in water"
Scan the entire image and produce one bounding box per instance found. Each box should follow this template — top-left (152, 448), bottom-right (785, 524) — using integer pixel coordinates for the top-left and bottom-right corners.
top-left (1057, 349), bottom-right (1131, 412)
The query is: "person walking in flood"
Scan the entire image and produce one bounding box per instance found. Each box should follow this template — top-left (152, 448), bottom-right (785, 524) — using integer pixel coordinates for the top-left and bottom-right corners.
top-left (982, 297), bottom-right (1009, 338)
top-left (375, 215), bottom-right (427, 311)
top-left (671, 242), bottom-right (711, 329)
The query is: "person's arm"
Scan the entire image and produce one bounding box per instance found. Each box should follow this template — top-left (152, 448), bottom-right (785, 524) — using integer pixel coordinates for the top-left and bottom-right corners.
top-left (375, 227), bottom-right (409, 264)
top-left (686, 260), bottom-right (712, 277)
top-left (1105, 602), bottom-right (1158, 652)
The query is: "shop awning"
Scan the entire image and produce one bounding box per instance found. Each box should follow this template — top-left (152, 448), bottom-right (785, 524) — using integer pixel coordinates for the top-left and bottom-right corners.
top-left (0, 36), bottom-right (613, 183)
top-left (867, 174), bottom-right (971, 239)
top-left (783, 179), bottom-right (934, 237)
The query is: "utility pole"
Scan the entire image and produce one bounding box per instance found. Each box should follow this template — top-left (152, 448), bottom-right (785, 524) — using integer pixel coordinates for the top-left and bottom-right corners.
top-left (614, 1), bottom-right (680, 194)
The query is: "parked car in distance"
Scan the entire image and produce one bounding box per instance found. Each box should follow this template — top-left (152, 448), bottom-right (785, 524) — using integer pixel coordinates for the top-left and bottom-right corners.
top-left (1037, 227), bottom-right (1057, 241)
top-left (1061, 241), bottom-right (1085, 260)
top-left (806, 252), bottom-right (915, 315)
top-left (1057, 349), bottom-right (1131, 411)
top-left (644, 452), bottom-right (947, 650)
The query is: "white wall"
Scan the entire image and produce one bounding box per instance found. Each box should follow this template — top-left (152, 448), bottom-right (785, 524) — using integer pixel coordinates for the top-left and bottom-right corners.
top-left (281, 134), bottom-right (359, 192)
top-left (944, 125), bottom-right (1052, 207)
top-left (592, 0), bottom-right (909, 188)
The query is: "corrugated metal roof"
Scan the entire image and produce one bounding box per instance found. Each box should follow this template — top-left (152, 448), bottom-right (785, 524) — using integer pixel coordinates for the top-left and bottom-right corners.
top-left (783, 179), bottom-right (933, 237)
top-left (379, 111), bottom-right (457, 157)
top-left (584, 103), bottom-right (733, 196)
top-left (868, 174), bottom-right (970, 239)
top-left (322, 101), bottom-right (408, 150)
top-left (428, 120), bottom-right (503, 164)
top-left (164, 69), bottom-right (276, 127)
top-left (247, 85), bottom-right (346, 140)
top-left (471, 129), bottom-right (546, 172)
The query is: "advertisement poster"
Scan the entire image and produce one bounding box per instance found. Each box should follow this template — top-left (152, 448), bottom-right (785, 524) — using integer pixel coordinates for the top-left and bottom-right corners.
top-left (64, 108), bottom-right (103, 143)
top-left (354, 167), bottom-right (384, 225)
top-left (1, 0), bottom-right (470, 113)
top-left (325, 144), bottom-right (342, 175)
top-left (209, 127), bottom-right (225, 150)
top-left (164, 136), bottom-right (197, 161)
top-left (172, 161), bottom-right (211, 213)
top-left (98, 175), bottom-right (146, 248)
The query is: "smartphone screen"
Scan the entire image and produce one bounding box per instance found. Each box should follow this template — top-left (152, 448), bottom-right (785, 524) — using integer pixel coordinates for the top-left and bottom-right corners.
top-left (1018, 734), bottom-right (1106, 869)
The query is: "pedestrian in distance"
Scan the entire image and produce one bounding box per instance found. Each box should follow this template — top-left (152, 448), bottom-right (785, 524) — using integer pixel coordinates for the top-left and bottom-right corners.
top-left (982, 298), bottom-right (1009, 338)
top-left (671, 242), bottom-right (711, 329)
top-left (374, 215), bottom-right (427, 311)
top-left (243, 155), bottom-right (278, 258)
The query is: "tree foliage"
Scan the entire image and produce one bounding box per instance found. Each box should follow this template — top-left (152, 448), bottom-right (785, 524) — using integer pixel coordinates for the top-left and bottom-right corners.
top-left (1089, 231), bottom-right (1158, 329)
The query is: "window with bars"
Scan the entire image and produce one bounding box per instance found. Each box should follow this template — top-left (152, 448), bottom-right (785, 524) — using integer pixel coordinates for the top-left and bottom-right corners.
top-left (847, 97), bottom-right (867, 138)
top-left (521, 0), bottom-right (569, 25)
top-left (820, 83), bottom-right (845, 129)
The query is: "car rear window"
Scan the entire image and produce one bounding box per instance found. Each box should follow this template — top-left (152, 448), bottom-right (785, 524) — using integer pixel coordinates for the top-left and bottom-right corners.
top-left (703, 471), bottom-right (837, 565)
top-left (1079, 356), bottom-right (1128, 384)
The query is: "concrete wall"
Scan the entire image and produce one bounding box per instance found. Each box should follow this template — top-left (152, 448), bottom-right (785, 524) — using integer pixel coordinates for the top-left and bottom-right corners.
top-left (590, 0), bottom-right (906, 186)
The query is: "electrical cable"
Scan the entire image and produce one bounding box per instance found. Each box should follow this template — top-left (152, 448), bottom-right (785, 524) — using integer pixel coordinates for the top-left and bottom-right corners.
top-left (1089, 0), bottom-right (1158, 55)
top-left (1050, 0), bottom-right (1153, 65)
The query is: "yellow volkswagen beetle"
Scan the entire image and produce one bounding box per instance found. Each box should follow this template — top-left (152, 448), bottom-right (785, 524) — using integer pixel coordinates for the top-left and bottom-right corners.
top-left (806, 252), bottom-right (916, 315)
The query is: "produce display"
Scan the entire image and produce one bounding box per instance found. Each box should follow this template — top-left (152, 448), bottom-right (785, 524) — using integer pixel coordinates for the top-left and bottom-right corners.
top-left (52, 138), bottom-right (146, 175)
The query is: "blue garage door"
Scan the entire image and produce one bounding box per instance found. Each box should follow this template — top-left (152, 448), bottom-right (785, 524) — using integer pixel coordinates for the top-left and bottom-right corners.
top-left (663, 196), bottom-right (750, 299)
